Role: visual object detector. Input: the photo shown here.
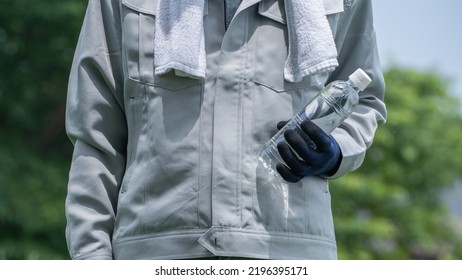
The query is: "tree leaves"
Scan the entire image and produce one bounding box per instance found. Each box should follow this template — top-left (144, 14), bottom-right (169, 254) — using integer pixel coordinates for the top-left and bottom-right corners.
top-left (0, 0), bottom-right (86, 259)
top-left (332, 67), bottom-right (462, 259)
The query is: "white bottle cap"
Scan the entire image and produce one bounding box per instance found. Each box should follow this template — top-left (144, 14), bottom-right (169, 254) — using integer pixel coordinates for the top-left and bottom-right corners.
top-left (349, 68), bottom-right (372, 91)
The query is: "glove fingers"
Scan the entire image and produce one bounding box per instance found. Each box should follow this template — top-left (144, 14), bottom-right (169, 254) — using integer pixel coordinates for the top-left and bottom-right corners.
top-left (273, 119), bottom-right (342, 181)
top-left (276, 142), bottom-right (308, 174)
top-left (283, 129), bottom-right (320, 164)
top-left (300, 119), bottom-right (332, 153)
top-left (276, 163), bottom-right (303, 183)
top-left (277, 120), bottom-right (289, 130)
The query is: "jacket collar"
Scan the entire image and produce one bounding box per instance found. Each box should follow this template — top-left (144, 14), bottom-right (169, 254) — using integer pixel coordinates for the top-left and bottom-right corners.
top-left (235, 0), bottom-right (264, 17)
top-left (258, 0), bottom-right (285, 24)
top-left (121, 0), bottom-right (344, 19)
top-left (255, 0), bottom-right (345, 25)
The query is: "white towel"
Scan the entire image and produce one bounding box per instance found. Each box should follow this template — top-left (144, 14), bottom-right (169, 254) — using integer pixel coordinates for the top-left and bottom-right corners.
top-left (155, 0), bottom-right (206, 78)
top-left (284, 0), bottom-right (339, 82)
top-left (154, 0), bottom-right (338, 81)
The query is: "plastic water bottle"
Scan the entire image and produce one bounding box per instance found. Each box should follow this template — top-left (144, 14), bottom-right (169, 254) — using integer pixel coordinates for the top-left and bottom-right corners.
top-left (257, 68), bottom-right (372, 181)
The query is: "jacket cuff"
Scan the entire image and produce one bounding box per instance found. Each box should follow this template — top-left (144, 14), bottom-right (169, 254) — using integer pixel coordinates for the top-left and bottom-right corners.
top-left (322, 129), bottom-right (366, 180)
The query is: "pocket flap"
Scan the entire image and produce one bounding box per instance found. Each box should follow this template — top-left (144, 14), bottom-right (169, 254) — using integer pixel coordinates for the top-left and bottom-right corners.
top-left (122, 0), bottom-right (158, 15)
top-left (259, 0), bottom-right (344, 24)
top-left (323, 0), bottom-right (344, 15)
top-left (122, 0), bottom-right (208, 16)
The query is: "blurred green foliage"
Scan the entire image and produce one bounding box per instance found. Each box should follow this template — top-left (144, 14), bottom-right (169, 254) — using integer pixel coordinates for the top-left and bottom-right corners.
top-left (0, 0), bottom-right (87, 259)
top-left (332, 68), bottom-right (462, 259)
top-left (1, 0), bottom-right (462, 259)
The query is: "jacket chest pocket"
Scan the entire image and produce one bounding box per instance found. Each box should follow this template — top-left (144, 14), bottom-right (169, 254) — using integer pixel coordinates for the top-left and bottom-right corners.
top-left (254, 1), bottom-right (321, 100)
top-left (122, 0), bottom-right (157, 85)
top-left (121, 0), bottom-right (200, 90)
top-left (254, 0), bottom-right (343, 95)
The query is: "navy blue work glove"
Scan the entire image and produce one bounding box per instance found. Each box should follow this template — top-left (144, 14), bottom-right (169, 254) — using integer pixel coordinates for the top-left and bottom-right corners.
top-left (276, 119), bottom-right (342, 183)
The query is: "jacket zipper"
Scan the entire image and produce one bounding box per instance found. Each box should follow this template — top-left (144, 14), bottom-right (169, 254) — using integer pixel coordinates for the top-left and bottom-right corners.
top-left (224, 0), bottom-right (242, 30)
top-left (224, 0), bottom-right (230, 30)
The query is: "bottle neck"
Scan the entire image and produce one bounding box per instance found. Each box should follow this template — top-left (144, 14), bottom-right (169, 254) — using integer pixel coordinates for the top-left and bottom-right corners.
top-left (347, 79), bottom-right (361, 92)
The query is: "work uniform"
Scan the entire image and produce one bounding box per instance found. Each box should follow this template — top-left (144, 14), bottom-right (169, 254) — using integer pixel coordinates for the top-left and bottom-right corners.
top-left (65, 0), bottom-right (386, 259)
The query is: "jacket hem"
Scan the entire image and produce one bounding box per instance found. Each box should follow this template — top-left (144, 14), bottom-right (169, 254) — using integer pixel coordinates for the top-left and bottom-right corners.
top-left (112, 228), bottom-right (337, 260)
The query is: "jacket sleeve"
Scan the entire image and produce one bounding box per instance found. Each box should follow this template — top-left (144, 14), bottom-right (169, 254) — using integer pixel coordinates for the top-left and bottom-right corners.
top-left (65, 0), bottom-right (126, 260)
top-left (326, 0), bottom-right (387, 179)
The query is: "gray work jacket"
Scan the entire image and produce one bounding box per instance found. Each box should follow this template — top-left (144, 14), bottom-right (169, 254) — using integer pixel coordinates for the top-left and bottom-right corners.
top-left (65, 0), bottom-right (386, 259)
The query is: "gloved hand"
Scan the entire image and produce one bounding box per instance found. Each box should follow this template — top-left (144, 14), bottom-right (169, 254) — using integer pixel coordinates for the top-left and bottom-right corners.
top-left (276, 119), bottom-right (342, 183)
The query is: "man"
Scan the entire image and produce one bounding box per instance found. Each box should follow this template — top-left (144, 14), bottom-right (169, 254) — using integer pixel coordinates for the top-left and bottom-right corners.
top-left (65, 0), bottom-right (386, 259)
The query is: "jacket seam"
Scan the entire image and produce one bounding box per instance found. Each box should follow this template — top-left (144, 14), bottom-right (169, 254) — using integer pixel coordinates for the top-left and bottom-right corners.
top-left (113, 227), bottom-right (336, 246)
top-left (220, 227), bottom-right (337, 244)
top-left (113, 229), bottom-right (208, 244)
top-left (237, 16), bottom-right (248, 227)
top-left (73, 249), bottom-right (113, 260)
top-left (197, 83), bottom-right (204, 229)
